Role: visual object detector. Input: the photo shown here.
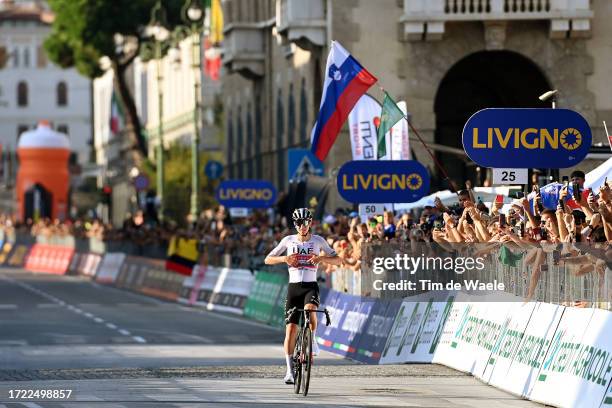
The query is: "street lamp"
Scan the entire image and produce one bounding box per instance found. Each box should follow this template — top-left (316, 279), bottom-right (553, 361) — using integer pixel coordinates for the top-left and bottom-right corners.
top-left (147, 0), bottom-right (170, 223)
top-left (182, 0), bottom-right (205, 221)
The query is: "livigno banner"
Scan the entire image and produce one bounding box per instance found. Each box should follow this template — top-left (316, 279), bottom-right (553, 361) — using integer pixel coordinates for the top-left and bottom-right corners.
top-left (462, 108), bottom-right (592, 168)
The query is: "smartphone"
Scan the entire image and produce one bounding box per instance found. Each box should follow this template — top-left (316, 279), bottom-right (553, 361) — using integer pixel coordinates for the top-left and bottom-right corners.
top-left (499, 214), bottom-right (506, 227)
top-left (540, 227), bottom-right (548, 241)
top-left (495, 194), bottom-right (504, 205)
top-left (558, 198), bottom-right (565, 212)
top-left (540, 264), bottom-right (549, 272)
top-left (572, 182), bottom-right (581, 201)
top-left (465, 212), bottom-right (473, 225)
top-left (562, 176), bottom-right (569, 186)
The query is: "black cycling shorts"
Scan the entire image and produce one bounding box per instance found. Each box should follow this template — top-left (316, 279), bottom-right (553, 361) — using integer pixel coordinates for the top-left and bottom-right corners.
top-left (284, 282), bottom-right (320, 325)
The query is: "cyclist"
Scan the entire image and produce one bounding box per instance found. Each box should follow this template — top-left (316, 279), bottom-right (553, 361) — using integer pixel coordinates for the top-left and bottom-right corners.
top-left (264, 208), bottom-right (341, 384)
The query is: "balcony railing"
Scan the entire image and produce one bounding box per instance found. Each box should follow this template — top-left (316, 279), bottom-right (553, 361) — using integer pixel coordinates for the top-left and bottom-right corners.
top-left (276, 0), bottom-right (326, 51)
top-left (222, 22), bottom-right (266, 79)
top-left (402, 0), bottom-right (592, 40)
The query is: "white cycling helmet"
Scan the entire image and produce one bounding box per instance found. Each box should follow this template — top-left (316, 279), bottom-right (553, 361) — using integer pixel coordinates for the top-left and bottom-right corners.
top-left (292, 208), bottom-right (312, 223)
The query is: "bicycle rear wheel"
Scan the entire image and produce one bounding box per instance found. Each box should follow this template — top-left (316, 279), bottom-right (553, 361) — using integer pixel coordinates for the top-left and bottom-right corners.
top-left (301, 327), bottom-right (312, 396)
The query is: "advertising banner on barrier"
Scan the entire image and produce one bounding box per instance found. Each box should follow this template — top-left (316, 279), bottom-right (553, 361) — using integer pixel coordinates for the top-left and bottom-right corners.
top-left (485, 302), bottom-right (559, 397)
top-left (207, 267), bottom-right (254, 314)
top-left (333, 297), bottom-right (372, 356)
top-left (462, 108), bottom-right (592, 168)
top-left (68, 253), bottom-right (81, 275)
top-left (431, 300), bottom-right (515, 376)
top-left (314, 293), bottom-right (362, 356)
top-left (0, 242), bottom-right (13, 264)
top-left (115, 256), bottom-right (149, 290)
top-left (398, 293), bottom-right (455, 363)
top-left (24, 244), bottom-right (74, 275)
top-left (379, 299), bottom-right (419, 364)
top-left (315, 290), bottom-right (344, 353)
top-left (244, 271), bottom-right (277, 322)
top-left (95, 253), bottom-right (126, 284)
top-left (77, 253), bottom-right (102, 277)
top-left (268, 280), bottom-right (288, 327)
top-left (6, 244), bottom-right (29, 267)
top-left (529, 307), bottom-right (611, 408)
top-left (351, 299), bottom-right (401, 364)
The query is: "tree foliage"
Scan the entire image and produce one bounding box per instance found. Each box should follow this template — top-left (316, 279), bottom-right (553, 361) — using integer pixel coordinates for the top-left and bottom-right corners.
top-left (141, 144), bottom-right (217, 225)
top-left (44, 0), bottom-right (190, 157)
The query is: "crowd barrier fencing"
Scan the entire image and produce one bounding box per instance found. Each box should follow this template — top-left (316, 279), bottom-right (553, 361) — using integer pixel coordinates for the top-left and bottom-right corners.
top-left (114, 256), bottom-right (184, 301)
top-left (23, 244), bottom-right (73, 275)
top-left (95, 253), bottom-right (126, 284)
top-left (178, 265), bottom-right (255, 314)
top-left (1, 241), bottom-right (610, 407)
top-left (243, 270), bottom-right (288, 327)
top-left (6, 244), bottom-right (28, 267)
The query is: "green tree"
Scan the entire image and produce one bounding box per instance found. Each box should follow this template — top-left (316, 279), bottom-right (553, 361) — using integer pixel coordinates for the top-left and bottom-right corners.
top-left (44, 0), bottom-right (187, 159)
top-left (141, 145), bottom-right (217, 225)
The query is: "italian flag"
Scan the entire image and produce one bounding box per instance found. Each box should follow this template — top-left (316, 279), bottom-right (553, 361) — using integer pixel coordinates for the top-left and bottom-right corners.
top-left (110, 90), bottom-right (125, 136)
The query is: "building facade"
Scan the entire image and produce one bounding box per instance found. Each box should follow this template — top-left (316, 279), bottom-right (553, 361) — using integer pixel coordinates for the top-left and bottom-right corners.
top-left (221, 0), bottom-right (610, 206)
top-left (0, 1), bottom-right (92, 166)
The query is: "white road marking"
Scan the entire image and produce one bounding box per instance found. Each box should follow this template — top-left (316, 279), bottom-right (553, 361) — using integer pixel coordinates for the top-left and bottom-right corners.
top-left (36, 303), bottom-right (60, 308)
top-left (0, 274), bottom-right (143, 346)
top-left (0, 340), bottom-right (28, 346)
top-left (21, 403), bottom-right (45, 408)
top-left (194, 309), bottom-right (283, 332)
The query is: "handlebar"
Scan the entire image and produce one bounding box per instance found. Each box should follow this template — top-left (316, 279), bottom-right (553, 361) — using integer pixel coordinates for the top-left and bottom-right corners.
top-left (295, 308), bottom-right (331, 326)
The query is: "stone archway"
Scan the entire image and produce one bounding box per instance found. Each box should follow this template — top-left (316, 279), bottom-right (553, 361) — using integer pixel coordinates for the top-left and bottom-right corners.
top-left (434, 50), bottom-right (552, 189)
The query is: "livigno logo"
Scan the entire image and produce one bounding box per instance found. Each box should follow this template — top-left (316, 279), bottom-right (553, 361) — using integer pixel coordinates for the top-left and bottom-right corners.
top-left (462, 108), bottom-right (592, 168)
top-left (216, 180), bottom-right (277, 208)
top-left (337, 160), bottom-right (430, 204)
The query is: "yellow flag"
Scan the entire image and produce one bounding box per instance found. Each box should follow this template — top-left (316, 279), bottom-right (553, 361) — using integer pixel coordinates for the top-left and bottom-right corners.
top-left (210, 0), bottom-right (224, 45)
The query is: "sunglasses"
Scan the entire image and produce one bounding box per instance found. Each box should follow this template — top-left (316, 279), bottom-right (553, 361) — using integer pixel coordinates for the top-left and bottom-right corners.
top-left (294, 219), bottom-right (312, 227)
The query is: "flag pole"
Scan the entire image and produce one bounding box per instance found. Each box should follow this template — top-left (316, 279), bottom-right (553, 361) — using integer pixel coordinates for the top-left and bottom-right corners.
top-left (378, 85), bottom-right (459, 193)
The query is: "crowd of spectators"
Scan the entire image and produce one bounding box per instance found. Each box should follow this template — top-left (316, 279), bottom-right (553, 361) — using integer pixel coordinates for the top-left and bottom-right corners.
top-left (0, 171), bottom-right (609, 294)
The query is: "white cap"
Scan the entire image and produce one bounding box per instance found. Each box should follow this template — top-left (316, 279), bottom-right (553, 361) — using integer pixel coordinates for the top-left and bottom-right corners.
top-left (18, 121), bottom-right (70, 149)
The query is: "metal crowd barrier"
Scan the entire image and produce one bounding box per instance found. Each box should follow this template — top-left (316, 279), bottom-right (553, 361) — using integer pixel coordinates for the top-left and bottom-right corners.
top-left (360, 241), bottom-right (611, 311)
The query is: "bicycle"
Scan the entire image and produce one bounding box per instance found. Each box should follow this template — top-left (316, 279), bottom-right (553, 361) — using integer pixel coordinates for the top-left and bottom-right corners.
top-left (288, 307), bottom-right (331, 396)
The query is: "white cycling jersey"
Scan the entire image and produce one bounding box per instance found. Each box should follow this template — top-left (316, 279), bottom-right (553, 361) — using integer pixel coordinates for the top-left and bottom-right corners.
top-left (268, 234), bottom-right (337, 283)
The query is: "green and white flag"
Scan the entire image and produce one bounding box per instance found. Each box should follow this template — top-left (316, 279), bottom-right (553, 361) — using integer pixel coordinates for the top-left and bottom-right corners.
top-left (376, 91), bottom-right (404, 159)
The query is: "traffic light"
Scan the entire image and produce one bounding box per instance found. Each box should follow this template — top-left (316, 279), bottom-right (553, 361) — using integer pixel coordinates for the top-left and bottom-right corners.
top-left (102, 185), bottom-right (112, 205)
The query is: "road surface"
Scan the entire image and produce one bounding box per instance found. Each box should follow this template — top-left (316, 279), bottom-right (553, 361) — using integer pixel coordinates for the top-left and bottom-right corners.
top-left (0, 268), bottom-right (541, 407)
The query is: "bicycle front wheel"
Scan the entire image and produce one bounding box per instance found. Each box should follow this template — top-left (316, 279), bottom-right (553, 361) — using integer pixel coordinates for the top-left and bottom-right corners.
top-left (293, 332), bottom-right (302, 394)
top-left (301, 327), bottom-right (312, 396)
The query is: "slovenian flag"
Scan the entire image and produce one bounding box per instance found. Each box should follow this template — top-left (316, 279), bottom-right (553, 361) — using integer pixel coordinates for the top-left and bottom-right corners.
top-left (310, 41), bottom-right (377, 161)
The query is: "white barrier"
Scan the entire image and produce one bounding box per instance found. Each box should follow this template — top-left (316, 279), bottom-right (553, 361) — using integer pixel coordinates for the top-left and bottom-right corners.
top-left (528, 307), bottom-right (611, 408)
top-left (380, 291), bottom-right (453, 364)
top-left (95, 253), bottom-right (126, 284)
top-left (77, 253), bottom-right (102, 277)
top-left (179, 266), bottom-right (254, 315)
top-left (485, 302), bottom-right (559, 396)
